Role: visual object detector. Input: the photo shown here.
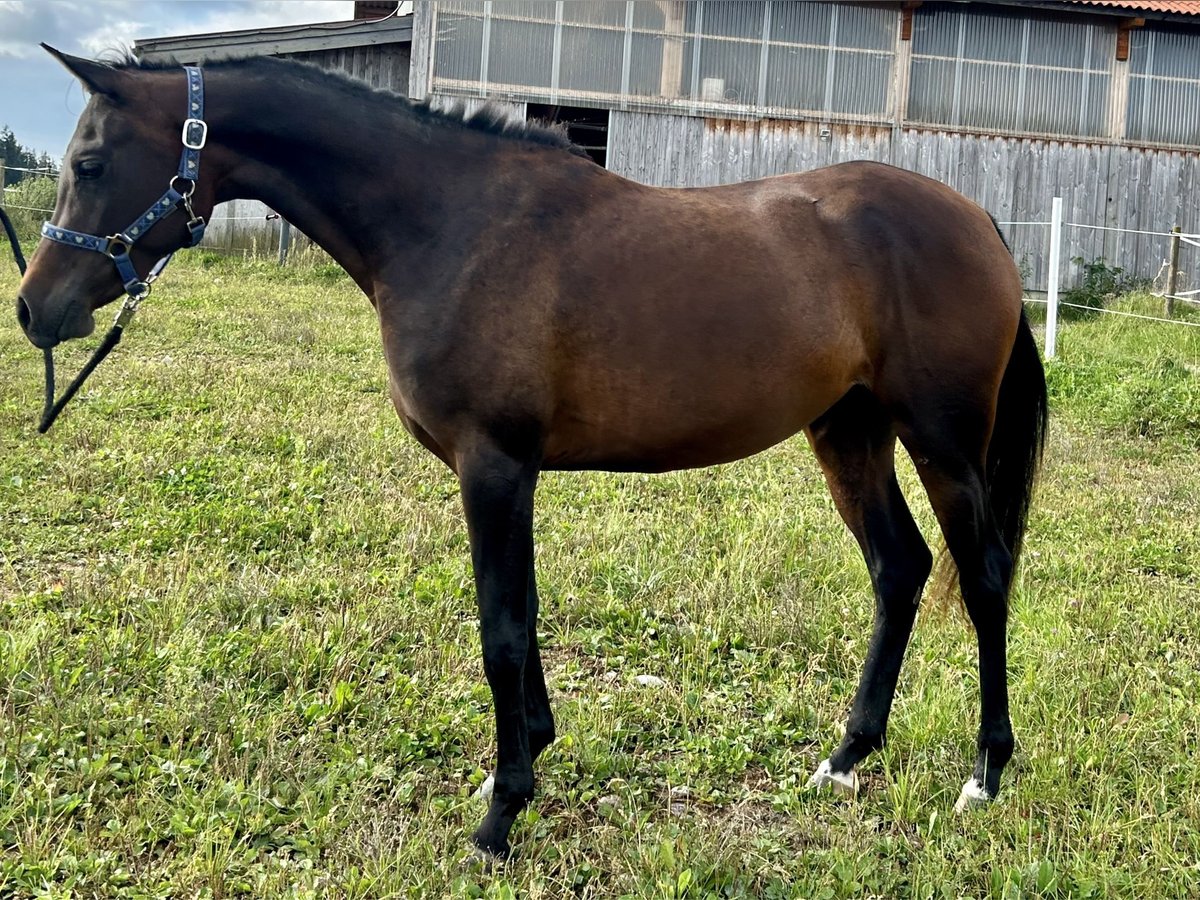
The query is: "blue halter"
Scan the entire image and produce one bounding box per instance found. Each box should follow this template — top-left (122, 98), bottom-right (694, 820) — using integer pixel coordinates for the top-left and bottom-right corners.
top-left (41, 65), bottom-right (208, 304)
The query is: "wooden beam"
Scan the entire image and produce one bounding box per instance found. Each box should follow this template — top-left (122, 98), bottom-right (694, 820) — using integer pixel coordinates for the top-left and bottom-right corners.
top-left (901, 2), bottom-right (922, 42)
top-left (1116, 17), bottom-right (1145, 62)
top-left (135, 17), bottom-right (412, 64)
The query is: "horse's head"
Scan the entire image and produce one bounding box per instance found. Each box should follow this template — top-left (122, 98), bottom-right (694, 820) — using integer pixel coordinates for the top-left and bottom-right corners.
top-left (17, 47), bottom-right (214, 348)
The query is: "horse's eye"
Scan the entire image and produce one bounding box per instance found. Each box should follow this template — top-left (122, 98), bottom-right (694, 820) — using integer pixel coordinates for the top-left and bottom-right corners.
top-left (75, 160), bottom-right (105, 180)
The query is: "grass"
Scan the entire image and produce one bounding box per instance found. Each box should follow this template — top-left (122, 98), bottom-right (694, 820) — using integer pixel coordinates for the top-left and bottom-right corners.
top-left (1, 255), bottom-right (1199, 898)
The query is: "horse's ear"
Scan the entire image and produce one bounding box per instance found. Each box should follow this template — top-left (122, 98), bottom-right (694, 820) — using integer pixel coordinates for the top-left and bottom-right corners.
top-left (42, 44), bottom-right (130, 101)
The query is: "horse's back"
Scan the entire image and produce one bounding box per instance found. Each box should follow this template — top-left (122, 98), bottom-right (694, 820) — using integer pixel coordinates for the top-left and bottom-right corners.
top-left (773, 161), bottom-right (1024, 393)
top-left (533, 161), bottom-right (1021, 470)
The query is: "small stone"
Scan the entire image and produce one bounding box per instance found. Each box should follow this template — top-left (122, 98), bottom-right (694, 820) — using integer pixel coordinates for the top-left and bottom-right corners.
top-left (597, 794), bottom-right (621, 811)
top-left (634, 674), bottom-right (666, 688)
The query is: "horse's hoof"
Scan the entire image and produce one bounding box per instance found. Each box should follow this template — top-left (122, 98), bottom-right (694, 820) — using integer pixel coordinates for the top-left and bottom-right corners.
top-left (806, 758), bottom-right (859, 797)
top-left (463, 842), bottom-right (505, 871)
top-left (953, 777), bottom-right (992, 813)
top-left (473, 773), bottom-right (495, 801)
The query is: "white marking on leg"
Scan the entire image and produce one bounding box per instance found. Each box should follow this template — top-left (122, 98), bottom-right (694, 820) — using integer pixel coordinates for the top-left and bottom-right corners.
top-left (806, 758), bottom-right (859, 796)
top-left (954, 776), bottom-right (991, 813)
top-left (474, 773), bottom-right (495, 801)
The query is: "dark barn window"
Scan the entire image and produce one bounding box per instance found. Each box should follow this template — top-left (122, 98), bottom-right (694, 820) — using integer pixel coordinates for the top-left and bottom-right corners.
top-left (527, 103), bottom-right (609, 167)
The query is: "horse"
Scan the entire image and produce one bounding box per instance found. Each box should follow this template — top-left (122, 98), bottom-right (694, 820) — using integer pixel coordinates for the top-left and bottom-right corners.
top-left (16, 48), bottom-right (1047, 860)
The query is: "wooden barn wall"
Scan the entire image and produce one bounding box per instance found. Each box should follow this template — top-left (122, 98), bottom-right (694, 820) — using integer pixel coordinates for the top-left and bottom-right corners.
top-left (201, 43), bottom-right (412, 253)
top-left (200, 198), bottom-right (283, 255)
top-left (608, 111), bottom-right (1200, 293)
top-left (286, 43), bottom-right (412, 95)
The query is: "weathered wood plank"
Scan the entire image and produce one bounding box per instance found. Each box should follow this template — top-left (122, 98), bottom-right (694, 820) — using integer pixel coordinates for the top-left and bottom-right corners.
top-left (606, 110), bottom-right (1200, 290)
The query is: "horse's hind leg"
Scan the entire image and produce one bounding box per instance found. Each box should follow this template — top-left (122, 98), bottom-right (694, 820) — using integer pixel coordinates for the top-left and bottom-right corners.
top-left (900, 421), bottom-right (1015, 811)
top-left (804, 387), bottom-right (933, 793)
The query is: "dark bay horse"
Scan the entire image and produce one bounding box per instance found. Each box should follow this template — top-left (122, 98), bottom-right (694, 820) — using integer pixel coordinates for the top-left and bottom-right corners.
top-left (16, 50), bottom-right (1046, 859)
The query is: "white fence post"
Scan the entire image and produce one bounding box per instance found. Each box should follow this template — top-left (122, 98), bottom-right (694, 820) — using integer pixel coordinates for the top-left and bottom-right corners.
top-left (1045, 196), bottom-right (1063, 359)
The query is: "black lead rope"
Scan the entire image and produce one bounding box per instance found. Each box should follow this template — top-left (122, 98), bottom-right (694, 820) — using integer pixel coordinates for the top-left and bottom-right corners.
top-left (42, 349), bottom-right (54, 431)
top-left (0, 206), bottom-right (26, 273)
top-left (0, 206), bottom-right (46, 420)
top-left (0, 205), bottom-right (133, 434)
top-left (37, 315), bottom-right (131, 433)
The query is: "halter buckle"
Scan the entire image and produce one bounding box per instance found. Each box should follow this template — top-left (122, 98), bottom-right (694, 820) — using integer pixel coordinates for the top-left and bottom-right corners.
top-left (182, 118), bottom-right (208, 150)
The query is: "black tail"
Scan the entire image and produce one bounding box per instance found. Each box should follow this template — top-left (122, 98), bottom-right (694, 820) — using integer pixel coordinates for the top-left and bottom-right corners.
top-left (930, 217), bottom-right (1047, 609)
top-left (984, 213), bottom-right (1047, 571)
top-left (986, 309), bottom-right (1048, 573)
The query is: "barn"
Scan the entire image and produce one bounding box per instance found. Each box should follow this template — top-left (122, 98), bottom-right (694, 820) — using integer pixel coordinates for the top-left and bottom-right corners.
top-left (136, 1), bottom-right (1200, 290)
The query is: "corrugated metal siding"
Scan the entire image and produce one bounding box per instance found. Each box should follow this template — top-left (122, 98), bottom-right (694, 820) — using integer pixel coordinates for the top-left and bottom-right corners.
top-left (909, 5), bottom-right (1116, 139)
top-left (430, 1), bottom-right (898, 123)
top-left (608, 109), bottom-right (1200, 292)
top-left (1126, 27), bottom-right (1200, 146)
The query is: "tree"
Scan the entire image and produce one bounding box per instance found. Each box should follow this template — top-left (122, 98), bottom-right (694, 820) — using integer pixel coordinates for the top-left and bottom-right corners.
top-left (1, 126), bottom-right (59, 187)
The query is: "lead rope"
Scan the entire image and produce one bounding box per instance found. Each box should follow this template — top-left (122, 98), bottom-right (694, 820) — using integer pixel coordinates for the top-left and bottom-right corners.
top-left (36, 309), bottom-right (131, 433)
top-left (0, 207), bottom-right (52, 425)
top-left (0, 206), bottom-right (27, 275)
top-left (34, 280), bottom-right (156, 433)
top-left (0, 205), bottom-right (153, 433)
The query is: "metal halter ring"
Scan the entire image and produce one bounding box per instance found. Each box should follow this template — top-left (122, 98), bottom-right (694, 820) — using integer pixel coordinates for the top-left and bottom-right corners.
top-left (170, 175), bottom-right (196, 198)
top-left (125, 282), bottom-right (151, 304)
top-left (105, 234), bottom-right (133, 259)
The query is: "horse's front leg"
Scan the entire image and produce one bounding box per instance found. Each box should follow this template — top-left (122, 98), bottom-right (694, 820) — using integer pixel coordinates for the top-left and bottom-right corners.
top-left (459, 446), bottom-right (540, 859)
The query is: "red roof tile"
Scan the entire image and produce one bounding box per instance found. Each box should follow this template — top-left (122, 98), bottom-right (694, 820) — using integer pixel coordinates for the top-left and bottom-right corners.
top-left (1067, 0), bottom-right (1200, 15)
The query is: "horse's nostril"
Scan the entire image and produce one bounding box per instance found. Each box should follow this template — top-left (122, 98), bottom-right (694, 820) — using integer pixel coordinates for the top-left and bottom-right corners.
top-left (16, 295), bottom-right (32, 334)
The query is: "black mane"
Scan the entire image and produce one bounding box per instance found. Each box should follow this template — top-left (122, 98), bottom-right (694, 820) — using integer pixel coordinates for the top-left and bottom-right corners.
top-left (117, 52), bottom-right (590, 159)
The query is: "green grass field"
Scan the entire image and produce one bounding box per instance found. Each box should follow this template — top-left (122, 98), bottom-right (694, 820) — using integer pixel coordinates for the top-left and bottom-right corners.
top-left (1, 253), bottom-right (1198, 898)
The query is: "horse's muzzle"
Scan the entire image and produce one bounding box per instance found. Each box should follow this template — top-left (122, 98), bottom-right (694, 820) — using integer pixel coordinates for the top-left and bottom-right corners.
top-left (16, 294), bottom-right (33, 335)
top-left (14, 295), bottom-right (56, 348)
top-left (16, 293), bottom-right (94, 349)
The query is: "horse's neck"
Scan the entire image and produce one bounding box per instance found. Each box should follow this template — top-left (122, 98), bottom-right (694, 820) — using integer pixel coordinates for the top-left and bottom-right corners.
top-left (209, 73), bottom-right (486, 294)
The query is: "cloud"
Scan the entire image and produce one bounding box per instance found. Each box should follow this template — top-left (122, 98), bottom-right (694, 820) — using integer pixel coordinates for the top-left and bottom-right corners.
top-left (0, 1), bottom-right (354, 59)
top-left (0, 1), bottom-right (355, 156)
top-left (81, 20), bottom-right (155, 58)
top-left (175, 2), bottom-right (356, 39)
top-left (0, 0), bottom-right (75, 58)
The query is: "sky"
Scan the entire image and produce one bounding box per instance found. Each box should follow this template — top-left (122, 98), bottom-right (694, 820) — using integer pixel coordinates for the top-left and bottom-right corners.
top-left (0, 1), bottom-right (356, 159)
